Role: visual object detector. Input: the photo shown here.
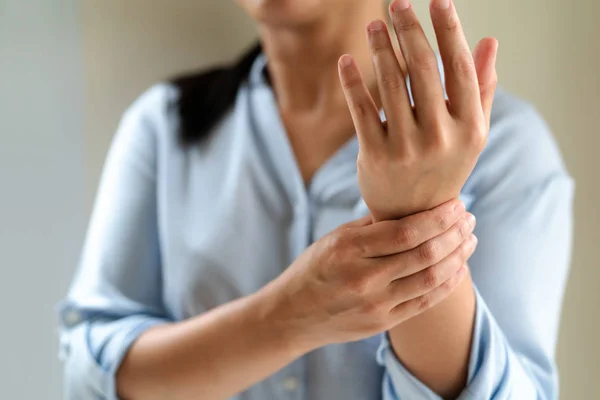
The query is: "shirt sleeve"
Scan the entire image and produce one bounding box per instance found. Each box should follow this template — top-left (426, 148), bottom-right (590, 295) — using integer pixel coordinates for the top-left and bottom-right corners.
top-left (377, 91), bottom-right (574, 400)
top-left (58, 85), bottom-right (174, 400)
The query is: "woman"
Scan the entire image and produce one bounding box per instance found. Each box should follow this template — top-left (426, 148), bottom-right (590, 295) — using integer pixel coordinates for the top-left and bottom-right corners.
top-left (59, 0), bottom-right (573, 399)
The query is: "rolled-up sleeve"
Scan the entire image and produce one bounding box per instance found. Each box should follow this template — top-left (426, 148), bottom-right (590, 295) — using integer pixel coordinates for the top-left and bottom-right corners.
top-left (377, 93), bottom-right (574, 400)
top-left (58, 85), bottom-right (174, 400)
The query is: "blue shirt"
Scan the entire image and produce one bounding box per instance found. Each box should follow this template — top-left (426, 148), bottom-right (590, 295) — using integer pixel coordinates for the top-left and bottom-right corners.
top-left (59, 53), bottom-right (574, 400)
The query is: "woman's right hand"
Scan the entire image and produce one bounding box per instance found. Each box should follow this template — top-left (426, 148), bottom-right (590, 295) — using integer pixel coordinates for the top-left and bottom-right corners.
top-left (265, 198), bottom-right (476, 352)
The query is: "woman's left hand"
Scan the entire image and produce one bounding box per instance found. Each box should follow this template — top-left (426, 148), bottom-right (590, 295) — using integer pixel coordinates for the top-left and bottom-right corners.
top-left (338, 0), bottom-right (498, 221)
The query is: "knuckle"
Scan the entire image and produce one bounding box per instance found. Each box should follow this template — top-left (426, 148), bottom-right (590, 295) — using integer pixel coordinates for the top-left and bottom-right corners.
top-left (381, 73), bottom-right (404, 91)
top-left (424, 130), bottom-right (448, 154)
top-left (445, 16), bottom-right (462, 33)
top-left (362, 298), bottom-right (385, 317)
top-left (366, 305), bottom-right (389, 330)
top-left (451, 51), bottom-right (476, 78)
top-left (482, 69), bottom-right (499, 91)
top-left (441, 274), bottom-right (458, 292)
top-left (394, 224), bottom-right (419, 248)
top-left (342, 75), bottom-right (362, 90)
top-left (458, 242), bottom-right (471, 262)
top-left (370, 261), bottom-right (391, 281)
top-left (423, 266), bottom-right (440, 289)
top-left (362, 155), bottom-right (388, 178)
top-left (327, 231), bottom-right (350, 258)
top-left (346, 229), bottom-right (368, 257)
top-left (448, 244), bottom-right (467, 266)
top-left (396, 18), bottom-right (420, 33)
top-left (456, 219), bottom-right (471, 240)
top-left (463, 121), bottom-right (487, 150)
top-left (328, 231), bottom-right (345, 250)
top-left (410, 51), bottom-right (438, 72)
top-left (349, 100), bottom-right (371, 119)
top-left (489, 71), bottom-right (499, 88)
top-left (417, 293), bottom-right (432, 311)
top-left (371, 42), bottom-right (389, 56)
top-left (433, 213), bottom-right (451, 232)
top-left (391, 147), bottom-right (416, 165)
top-left (473, 123), bottom-right (489, 148)
top-left (430, 117), bottom-right (449, 137)
top-left (418, 241), bottom-right (438, 263)
top-left (424, 120), bottom-right (449, 153)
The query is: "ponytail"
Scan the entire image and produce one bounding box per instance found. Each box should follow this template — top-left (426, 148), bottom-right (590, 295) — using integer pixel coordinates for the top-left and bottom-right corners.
top-left (171, 43), bottom-right (262, 146)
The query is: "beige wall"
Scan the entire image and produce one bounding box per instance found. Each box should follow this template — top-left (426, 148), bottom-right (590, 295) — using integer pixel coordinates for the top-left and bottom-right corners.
top-left (82, 1), bottom-right (600, 398)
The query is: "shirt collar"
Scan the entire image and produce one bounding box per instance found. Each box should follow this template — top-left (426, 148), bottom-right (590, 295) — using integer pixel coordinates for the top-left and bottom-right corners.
top-left (249, 52), bottom-right (270, 88)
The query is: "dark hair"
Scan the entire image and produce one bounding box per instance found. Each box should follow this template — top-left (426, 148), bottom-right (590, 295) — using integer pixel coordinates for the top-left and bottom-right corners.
top-left (171, 43), bottom-right (263, 146)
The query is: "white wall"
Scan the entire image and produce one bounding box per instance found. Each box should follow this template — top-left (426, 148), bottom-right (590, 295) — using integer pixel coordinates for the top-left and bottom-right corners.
top-left (0, 1), bottom-right (85, 399)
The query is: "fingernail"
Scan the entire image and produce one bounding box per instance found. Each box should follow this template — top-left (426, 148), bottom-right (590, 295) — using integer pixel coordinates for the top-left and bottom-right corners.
top-left (466, 213), bottom-right (476, 228)
top-left (391, 0), bottom-right (410, 12)
top-left (453, 200), bottom-right (465, 213)
top-left (367, 20), bottom-right (385, 32)
top-left (491, 39), bottom-right (499, 64)
top-left (431, 0), bottom-right (450, 10)
top-left (470, 234), bottom-right (478, 245)
top-left (339, 55), bottom-right (353, 67)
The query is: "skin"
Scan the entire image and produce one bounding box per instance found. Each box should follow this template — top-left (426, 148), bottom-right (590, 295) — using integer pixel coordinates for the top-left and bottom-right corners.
top-left (116, 0), bottom-right (498, 399)
top-left (118, 202), bottom-right (475, 400)
top-left (338, 1), bottom-right (497, 397)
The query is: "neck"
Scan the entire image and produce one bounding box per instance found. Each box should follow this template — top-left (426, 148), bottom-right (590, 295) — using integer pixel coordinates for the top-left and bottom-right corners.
top-left (259, 2), bottom-right (388, 113)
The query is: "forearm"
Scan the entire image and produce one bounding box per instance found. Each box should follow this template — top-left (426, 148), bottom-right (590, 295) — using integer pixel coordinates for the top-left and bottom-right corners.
top-left (116, 283), bottom-right (307, 400)
top-left (388, 270), bottom-right (475, 399)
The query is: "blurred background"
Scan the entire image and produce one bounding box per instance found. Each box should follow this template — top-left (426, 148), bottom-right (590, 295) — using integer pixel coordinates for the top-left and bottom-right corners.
top-left (1, 0), bottom-right (598, 398)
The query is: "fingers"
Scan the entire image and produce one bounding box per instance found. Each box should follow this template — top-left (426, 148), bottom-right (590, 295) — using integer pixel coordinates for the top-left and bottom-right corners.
top-left (389, 0), bottom-right (446, 124)
top-left (338, 214), bottom-right (374, 230)
top-left (377, 211), bottom-right (476, 280)
top-left (387, 232), bottom-right (477, 305)
top-left (366, 20), bottom-right (414, 136)
top-left (338, 54), bottom-right (385, 152)
top-left (390, 263), bottom-right (469, 320)
top-left (430, 0), bottom-right (480, 120)
top-left (473, 37), bottom-right (499, 129)
top-left (351, 198), bottom-right (465, 258)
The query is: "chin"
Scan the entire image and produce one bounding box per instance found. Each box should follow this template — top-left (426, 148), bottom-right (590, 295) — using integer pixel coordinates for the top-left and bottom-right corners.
top-left (237, 0), bottom-right (327, 27)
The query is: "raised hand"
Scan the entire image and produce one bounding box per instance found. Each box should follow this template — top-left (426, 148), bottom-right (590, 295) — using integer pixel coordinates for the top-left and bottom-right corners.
top-left (338, 0), bottom-right (498, 221)
top-left (266, 199), bottom-right (476, 350)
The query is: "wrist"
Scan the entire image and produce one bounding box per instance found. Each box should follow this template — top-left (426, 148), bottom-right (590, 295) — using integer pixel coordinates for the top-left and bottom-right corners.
top-left (247, 282), bottom-right (319, 359)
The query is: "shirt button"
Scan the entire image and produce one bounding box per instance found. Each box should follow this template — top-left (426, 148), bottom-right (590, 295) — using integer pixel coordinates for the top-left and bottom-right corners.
top-left (64, 310), bottom-right (81, 325)
top-left (283, 377), bottom-right (299, 392)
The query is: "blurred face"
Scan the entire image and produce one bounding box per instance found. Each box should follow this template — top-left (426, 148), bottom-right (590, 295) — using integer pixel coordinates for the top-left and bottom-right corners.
top-left (236, 0), bottom-right (364, 27)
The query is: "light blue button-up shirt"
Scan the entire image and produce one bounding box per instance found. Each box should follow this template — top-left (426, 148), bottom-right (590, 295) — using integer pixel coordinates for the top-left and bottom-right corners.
top-left (59, 53), bottom-right (574, 400)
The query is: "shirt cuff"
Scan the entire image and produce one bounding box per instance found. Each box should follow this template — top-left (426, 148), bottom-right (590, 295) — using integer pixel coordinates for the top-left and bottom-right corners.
top-left (376, 287), bottom-right (543, 400)
top-left (459, 287), bottom-right (540, 399)
top-left (376, 331), bottom-right (443, 400)
top-left (60, 314), bottom-right (167, 400)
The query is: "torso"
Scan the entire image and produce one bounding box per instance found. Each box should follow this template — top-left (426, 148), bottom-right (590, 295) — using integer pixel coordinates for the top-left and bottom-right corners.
top-left (157, 78), bottom-right (385, 399)
top-left (149, 54), bottom-right (534, 399)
